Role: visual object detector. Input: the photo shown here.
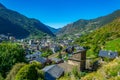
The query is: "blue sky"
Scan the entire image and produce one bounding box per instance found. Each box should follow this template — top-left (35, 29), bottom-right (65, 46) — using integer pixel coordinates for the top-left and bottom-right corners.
top-left (0, 0), bottom-right (120, 28)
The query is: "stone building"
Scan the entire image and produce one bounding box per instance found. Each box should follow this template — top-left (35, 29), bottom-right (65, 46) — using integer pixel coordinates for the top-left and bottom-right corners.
top-left (68, 49), bottom-right (86, 71)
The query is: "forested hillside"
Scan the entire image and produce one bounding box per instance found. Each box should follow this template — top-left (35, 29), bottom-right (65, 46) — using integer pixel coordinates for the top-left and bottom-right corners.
top-left (0, 3), bottom-right (54, 39)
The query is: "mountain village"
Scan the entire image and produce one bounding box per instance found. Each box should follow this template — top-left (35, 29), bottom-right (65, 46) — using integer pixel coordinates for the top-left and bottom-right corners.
top-left (1, 1), bottom-right (120, 80)
top-left (0, 34), bottom-right (119, 80)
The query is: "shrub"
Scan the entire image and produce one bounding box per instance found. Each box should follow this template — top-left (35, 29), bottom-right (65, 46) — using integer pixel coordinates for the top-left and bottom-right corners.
top-left (15, 62), bottom-right (44, 80)
top-left (0, 73), bottom-right (4, 80)
top-left (41, 49), bottom-right (53, 57)
top-left (6, 63), bottom-right (26, 80)
top-left (15, 64), bottom-right (38, 80)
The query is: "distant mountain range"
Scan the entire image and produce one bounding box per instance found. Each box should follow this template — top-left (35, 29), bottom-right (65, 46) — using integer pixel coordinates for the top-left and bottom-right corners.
top-left (0, 3), bottom-right (55, 39)
top-left (57, 10), bottom-right (120, 36)
top-left (47, 26), bottom-right (61, 34)
top-left (1, 2), bottom-right (120, 39)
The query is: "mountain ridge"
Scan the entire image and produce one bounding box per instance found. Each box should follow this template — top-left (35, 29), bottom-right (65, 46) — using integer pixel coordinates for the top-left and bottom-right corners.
top-left (0, 3), bottom-right (6, 9)
top-left (47, 26), bottom-right (61, 34)
top-left (0, 3), bottom-right (54, 39)
top-left (57, 10), bottom-right (120, 36)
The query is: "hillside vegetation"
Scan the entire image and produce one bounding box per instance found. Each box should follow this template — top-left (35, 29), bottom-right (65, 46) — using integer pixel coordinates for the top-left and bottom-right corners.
top-left (103, 38), bottom-right (120, 51)
top-left (75, 18), bottom-right (120, 57)
top-left (5, 62), bottom-right (44, 80)
top-left (0, 42), bottom-right (26, 78)
top-left (59, 58), bottom-right (120, 80)
top-left (81, 58), bottom-right (120, 80)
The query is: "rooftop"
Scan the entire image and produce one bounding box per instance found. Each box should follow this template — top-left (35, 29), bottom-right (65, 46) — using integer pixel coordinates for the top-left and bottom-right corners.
top-left (43, 65), bottom-right (64, 78)
top-left (99, 50), bottom-right (118, 58)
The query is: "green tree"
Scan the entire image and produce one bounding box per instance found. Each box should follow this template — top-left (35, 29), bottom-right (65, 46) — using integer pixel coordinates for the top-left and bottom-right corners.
top-left (41, 49), bottom-right (53, 57)
top-left (0, 42), bottom-right (26, 77)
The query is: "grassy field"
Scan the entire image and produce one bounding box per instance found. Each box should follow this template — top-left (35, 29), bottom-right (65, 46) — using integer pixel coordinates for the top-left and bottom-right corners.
top-left (104, 38), bottom-right (120, 51)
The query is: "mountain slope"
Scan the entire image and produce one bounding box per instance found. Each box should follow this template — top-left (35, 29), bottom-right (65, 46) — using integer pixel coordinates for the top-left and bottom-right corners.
top-left (75, 17), bottom-right (120, 57)
top-left (47, 26), bottom-right (61, 33)
top-left (0, 3), bottom-right (54, 39)
top-left (57, 10), bottom-right (120, 36)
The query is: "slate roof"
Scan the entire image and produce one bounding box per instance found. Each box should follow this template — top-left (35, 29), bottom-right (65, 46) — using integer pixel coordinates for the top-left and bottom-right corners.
top-left (99, 50), bottom-right (118, 58)
top-left (33, 57), bottom-right (47, 64)
top-left (25, 51), bottom-right (42, 59)
top-left (43, 65), bottom-right (64, 79)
